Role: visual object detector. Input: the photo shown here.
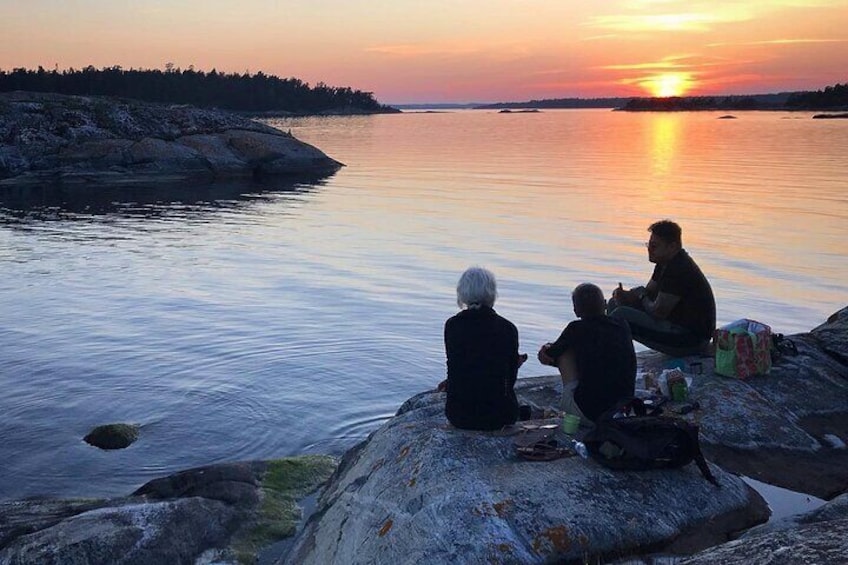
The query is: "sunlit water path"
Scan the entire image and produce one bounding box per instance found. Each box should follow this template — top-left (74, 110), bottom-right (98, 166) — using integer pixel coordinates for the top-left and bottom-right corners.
top-left (1, 110), bottom-right (845, 514)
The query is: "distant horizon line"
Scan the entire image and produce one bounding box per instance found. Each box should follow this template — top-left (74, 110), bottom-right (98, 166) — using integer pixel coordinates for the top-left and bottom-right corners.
top-left (387, 89), bottom-right (817, 108)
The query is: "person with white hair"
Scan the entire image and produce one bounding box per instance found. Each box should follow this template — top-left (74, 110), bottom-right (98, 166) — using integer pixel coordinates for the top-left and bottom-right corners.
top-left (441, 266), bottom-right (528, 430)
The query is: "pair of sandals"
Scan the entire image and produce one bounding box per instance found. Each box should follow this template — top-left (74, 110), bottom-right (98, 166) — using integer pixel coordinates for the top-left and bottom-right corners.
top-left (513, 426), bottom-right (575, 461)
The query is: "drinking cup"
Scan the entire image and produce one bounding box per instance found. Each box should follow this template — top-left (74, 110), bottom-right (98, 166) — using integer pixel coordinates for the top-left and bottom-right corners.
top-left (562, 413), bottom-right (580, 434)
top-left (671, 381), bottom-right (688, 402)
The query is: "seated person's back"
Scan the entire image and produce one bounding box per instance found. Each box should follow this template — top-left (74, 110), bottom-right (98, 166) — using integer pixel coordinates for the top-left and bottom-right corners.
top-left (443, 267), bottom-right (526, 431)
top-left (540, 283), bottom-right (636, 423)
top-left (547, 315), bottom-right (636, 421)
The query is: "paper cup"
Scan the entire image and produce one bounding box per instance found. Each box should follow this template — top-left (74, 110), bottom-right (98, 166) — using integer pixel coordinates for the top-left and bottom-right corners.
top-left (562, 413), bottom-right (580, 434)
top-left (671, 381), bottom-right (688, 401)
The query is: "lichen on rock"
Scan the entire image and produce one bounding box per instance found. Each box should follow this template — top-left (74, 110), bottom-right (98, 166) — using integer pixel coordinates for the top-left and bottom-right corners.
top-left (229, 456), bottom-right (337, 564)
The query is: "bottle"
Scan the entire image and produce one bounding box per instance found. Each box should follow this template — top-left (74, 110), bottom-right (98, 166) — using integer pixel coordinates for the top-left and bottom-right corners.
top-left (571, 439), bottom-right (588, 459)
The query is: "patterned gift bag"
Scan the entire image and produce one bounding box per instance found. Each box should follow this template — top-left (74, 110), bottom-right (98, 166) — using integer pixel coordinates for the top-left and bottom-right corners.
top-left (714, 319), bottom-right (772, 379)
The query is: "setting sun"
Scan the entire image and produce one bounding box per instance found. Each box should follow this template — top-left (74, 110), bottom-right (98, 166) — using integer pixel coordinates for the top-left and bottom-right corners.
top-left (642, 73), bottom-right (694, 97)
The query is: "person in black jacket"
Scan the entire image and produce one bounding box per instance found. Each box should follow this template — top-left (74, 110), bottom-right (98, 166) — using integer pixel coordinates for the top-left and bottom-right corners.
top-left (538, 283), bottom-right (636, 424)
top-left (441, 267), bottom-right (527, 431)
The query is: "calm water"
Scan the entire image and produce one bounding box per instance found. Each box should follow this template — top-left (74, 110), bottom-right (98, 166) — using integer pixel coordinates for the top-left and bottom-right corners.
top-left (0, 110), bottom-right (846, 503)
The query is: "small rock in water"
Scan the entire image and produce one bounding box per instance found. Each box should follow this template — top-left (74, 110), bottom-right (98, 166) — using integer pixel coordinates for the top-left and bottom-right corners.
top-left (84, 423), bottom-right (140, 450)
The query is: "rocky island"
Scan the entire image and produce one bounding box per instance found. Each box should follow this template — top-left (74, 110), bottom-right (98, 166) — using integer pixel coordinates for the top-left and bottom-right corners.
top-left (0, 91), bottom-right (343, 187)
top-left (1, 306), bottom-right (846, 564)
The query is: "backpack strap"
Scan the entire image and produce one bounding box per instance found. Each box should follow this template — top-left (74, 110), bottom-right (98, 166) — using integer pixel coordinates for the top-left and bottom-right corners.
top-left (682, 421), bottom-right (720, 486)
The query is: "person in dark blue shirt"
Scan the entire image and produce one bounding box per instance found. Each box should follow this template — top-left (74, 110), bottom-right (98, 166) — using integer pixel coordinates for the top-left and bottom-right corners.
top-left (538, 283), bottom-right (636, 424)
top-left (442, 267), bottom-right (527, 431)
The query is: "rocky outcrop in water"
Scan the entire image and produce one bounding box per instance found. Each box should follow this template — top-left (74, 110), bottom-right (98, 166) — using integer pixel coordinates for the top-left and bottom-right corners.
top-left (83, 423), bottom-right (140, 450)
top-left (0, 91), bottom-right (343, 186)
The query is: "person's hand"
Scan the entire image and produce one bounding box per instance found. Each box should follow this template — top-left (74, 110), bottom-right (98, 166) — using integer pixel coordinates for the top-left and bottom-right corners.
top-left (614, 287), bottom-right (641, 307)
top-left (517, 353), bottom-right (528, 368)
top-left (537, 344), bottom-right (555, 366)
top-left (436, 379), bottom-right (448, 392)
top-left (612, 282), bottom-right (627, 303)
top-left (627, 289), bottom-right (645, 306)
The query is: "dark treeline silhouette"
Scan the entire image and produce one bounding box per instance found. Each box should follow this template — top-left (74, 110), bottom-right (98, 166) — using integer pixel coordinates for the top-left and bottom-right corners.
top-left (475, 97), bottom-right (631, 110)
top-left (785, 82), bottom-right (848, 109)
top-left (622, 83), bottom-right (847, 112)
top-left (0, 65), bottom-right (393, 113)
top-left (484, 82), bottom-right (847, 112)
top-left (621, 94), bottom-right (791, 111)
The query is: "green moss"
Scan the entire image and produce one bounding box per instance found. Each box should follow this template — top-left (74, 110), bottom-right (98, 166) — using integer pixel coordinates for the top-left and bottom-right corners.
top-left (230, 455), bottom-right (337, 564)
top-left (263, 455), bottom-right (338, 494)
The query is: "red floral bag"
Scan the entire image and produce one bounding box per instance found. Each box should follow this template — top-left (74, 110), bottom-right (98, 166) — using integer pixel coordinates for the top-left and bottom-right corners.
top-left (714, 319), bottom-right (772, 379)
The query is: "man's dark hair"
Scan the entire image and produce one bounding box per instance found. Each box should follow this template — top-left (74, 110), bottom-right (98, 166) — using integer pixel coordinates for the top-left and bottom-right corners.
top-left (572, 283), bottom-right (606, 317)
top-left (648, 219), bottom-right (682, 245)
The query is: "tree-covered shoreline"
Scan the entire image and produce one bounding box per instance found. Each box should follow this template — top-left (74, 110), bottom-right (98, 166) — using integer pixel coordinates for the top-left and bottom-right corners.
top-left (0, 66), bottom-right (398, 115)
top-left (785, 82), bottom-right (848, 109)
top-left (619, 82), bottom-right (847, 112)
top-left (472, 82), bottom-right (847, 112)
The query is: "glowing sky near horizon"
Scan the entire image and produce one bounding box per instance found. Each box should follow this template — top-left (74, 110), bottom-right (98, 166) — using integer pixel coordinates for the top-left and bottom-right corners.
top-left (1, 0), bottom-right (847, 104)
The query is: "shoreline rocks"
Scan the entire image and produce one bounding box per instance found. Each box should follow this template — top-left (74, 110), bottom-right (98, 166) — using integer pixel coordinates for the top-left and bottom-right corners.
top-left (0, 456), bottom-right (337, 565)
top-left (682, 494), bottom-right (848, 564)
top-left (0, 91), bottom-right (343, 186)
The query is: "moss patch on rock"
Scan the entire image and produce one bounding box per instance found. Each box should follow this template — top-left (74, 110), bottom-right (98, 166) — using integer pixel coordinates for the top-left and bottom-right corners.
top-left (83, 423), bottom-right (140, 450)
top-left (230, 455), bottom-right (337, 563)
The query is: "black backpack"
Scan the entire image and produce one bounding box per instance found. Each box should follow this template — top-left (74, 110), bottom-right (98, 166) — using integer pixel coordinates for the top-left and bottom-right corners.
top-left (582, 398), bottom-right (719, 485)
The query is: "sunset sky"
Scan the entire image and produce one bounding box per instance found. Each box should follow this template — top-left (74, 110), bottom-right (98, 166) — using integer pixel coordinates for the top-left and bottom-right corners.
top-left (2, 1), bottom-right (847, 104)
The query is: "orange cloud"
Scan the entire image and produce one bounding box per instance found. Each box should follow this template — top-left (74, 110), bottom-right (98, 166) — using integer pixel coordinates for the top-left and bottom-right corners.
top-left (364, 44), bottom-right (482, 58)
top-left (580, 34), bottom-right (623, 41)
top-left (588, 12), bottom-right (744, 33)
top-left (708, 38), bottom-right (848, 47)
top-left (601, 53), bottom-right (749, 71)
top-left (602, 55), bottom-right (696, 71)
top-left (364, 40), bottom-right (537, 62)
